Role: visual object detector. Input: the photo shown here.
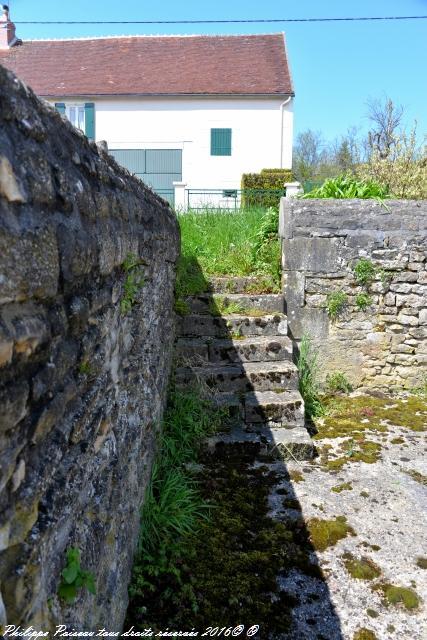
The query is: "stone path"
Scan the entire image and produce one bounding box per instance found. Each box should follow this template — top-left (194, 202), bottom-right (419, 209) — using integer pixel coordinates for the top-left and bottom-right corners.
top-left (173, 277), bottom-right (427, 639)
top-left (275, 411), bottom-right (427, 639)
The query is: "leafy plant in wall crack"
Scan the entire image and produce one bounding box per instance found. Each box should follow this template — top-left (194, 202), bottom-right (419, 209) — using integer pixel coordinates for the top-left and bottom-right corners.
top-left (58, 547), bottom-right (96, 603)
top-left (353, 258), bottom-right (377, 286)
top-left (355, 293), bottom-right (373, 311)
top-left (120, 253), bottom-right (146, 314)
top-left (326, 290), bottom-right (348, 320)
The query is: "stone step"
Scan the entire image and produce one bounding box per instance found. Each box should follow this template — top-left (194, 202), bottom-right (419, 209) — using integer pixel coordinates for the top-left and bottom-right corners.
top-left (206, 425), bottom-right (314, 461)
top-left (175, 361), bottom-right (299, 393)
top-left (184, 293), bottom-right (284, 316)
top-left (176, 335), bottom-right (293, 364)
top-left (178, 313), bottom-right (287, 338)
top-left (207, 276), bottom-right (279, 294)
top-left (244, 390), bottom-right (305, 427)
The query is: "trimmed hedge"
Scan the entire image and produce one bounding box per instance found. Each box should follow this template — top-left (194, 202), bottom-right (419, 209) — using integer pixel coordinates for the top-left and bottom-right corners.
top-left (241, 168), bottom-right (293, 208)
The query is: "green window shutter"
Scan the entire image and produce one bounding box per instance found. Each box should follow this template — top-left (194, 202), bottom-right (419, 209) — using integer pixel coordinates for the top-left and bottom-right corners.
top-left (84, 102), bottom-right (95, 140)
top-left (55, 102), bottom-right (66, 115)
top-left (211, 128), bottom-right (232, 156)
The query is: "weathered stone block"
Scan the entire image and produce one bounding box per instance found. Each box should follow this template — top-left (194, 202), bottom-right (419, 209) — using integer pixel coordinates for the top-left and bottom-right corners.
top-left (283, 237), bottom-right (341, 272)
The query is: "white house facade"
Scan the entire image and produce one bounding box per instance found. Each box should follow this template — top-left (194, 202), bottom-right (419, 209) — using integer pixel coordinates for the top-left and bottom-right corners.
top-left (0, 10), bottom-right (295, 206)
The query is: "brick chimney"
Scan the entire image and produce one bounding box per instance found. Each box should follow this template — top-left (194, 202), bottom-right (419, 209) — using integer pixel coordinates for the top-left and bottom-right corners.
top-left (0, 5), bottom-right (18, 49)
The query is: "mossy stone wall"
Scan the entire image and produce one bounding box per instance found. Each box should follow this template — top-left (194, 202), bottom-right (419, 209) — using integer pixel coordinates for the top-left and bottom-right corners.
top-left (280, 198), bottom-right (426, 388)
top-left (0, 65), bottom-right (179, 630)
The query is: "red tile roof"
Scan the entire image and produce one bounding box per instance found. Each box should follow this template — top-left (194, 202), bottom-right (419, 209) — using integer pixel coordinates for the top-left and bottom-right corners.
top-left (0, 33), bottom-right (293, 97)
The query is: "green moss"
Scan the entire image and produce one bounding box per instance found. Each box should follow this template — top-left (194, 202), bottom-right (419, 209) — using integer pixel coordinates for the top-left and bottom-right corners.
top-left (360, 491), bottom-right (370, 498)
top-left (331, 482), bottom-right (353, 493)
top-left (390, 436), bottom-right (405, 444)
top-left (127, 445), bottom-right (323, 632)
top-left (374, 583), bottom-right (420, 610)
top-left (314, 395), bottom-right (427, 440)
top-left (174, 298), bottom-right (190, 316)
top-left (403, 469), bottom-right (427, 485)
top-left (416, 557), bottom-right (427, 569)
top-left (289, 469), bottom-right (305, 483)
top-left (353, 629), bottom-right (377, 640)
top-left (343, 554), bottom-right (381, 580)
top-left (366, 608), bottom-right (379, 618)
top-left (320, 439), bottom-right (382, 471)
top-left (307, 516), bottom-right (355, 552)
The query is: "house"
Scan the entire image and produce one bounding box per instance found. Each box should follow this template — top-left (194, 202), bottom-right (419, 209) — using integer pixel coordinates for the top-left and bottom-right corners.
top-left (0, 6), bottom-right (295, 206)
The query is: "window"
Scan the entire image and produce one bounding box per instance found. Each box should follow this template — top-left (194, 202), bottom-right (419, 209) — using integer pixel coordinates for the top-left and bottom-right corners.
top-left (54, 102), bottom-right (95, 140)
top-left (67, 105), bottom-right (85, 133)
top-left (211, 128), bottom-right (232, 156)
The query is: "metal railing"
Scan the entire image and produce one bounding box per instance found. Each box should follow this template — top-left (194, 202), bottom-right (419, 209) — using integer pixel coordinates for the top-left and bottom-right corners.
top-left (186, 188), bottom-right (285, 210)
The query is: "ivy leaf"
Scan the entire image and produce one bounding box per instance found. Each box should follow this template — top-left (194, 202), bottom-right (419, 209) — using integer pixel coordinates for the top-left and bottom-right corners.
top-left (62, 562), bottom-right (79, 584)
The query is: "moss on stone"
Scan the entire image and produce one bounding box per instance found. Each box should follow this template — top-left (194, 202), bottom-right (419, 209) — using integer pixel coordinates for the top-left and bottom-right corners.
top-left (289, 469), bottom-right (305, 483)
top-left (403, 469), bottom-right (427, 485)
top-left (416, 557), bottom-right (427, 569)
top-left (360, 491), bottom-right (370, 498)
top-left (307, 516), bottom-right (355, 552)
top-left (127, 450), bottom-right (323, 632)
top-left (374, 582), bottom-right (420, 610)
top-left (343, 554), bottom-right (381, 580)
top-left (366, 608), bottom-right (379, 618)
top-left (390, 436), bottom-right (405, 444)
top-left (321, 439), bottom-right (382, 471)
top-left (353, 629), bottom-right (377, 640)
top-left (331, 482), bottom-right (353, 493)
top-left (314, 395), bottom-right (426, 441)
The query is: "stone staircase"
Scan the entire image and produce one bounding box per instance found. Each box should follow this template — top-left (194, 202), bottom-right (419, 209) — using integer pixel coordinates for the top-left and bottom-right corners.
top-left (175, 277), bottom-right (314, 460)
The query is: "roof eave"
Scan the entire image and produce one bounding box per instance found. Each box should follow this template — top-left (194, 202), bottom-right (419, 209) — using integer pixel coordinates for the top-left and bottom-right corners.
top-left (41, 91), bottom-right (295, 99)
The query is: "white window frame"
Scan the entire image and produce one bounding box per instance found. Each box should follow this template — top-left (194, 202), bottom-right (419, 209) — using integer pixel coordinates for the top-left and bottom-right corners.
top-left (66, 104), bottom-right (85, 133)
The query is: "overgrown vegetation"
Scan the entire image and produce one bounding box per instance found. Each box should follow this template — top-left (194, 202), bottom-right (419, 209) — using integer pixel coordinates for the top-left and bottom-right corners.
top-left (130, 389), bottom-right (224, 598)
top-left (353, 258), bottom-right (377, 286)
top-left (293, 96), bottom-right (427, 200)
top-left (296, 334), bottom-right (324, 420)
top-left (302, 175), bottom-right (388, 199)
top-left (326, 371), bottom-right (353, 394)
top-left (58, 547), bottom-right (96, 603)
top-left (176, 207), bottom-right (281, 298)
top-left (326, 290), bottom-right (348, 320)
top-left (355, 293), bottom-right (373, 311)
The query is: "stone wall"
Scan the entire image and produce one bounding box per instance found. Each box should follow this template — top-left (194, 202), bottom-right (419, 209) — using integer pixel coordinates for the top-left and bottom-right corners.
top-left (0, 65), bottom-right (180, 630)
top-left (280, 198), bottom-right (426, 388)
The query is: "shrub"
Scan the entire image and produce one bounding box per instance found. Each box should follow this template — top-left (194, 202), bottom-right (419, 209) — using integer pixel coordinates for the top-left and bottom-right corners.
top-left (241, 168), bottom-right (293, 208)
top-left (326, 291), bottom-right (348, 319)
top-left (326, 371), bottom-right (353, 394)
top-left (357, 128), bottom-right (427, 200)
top-left (301, 174), bottom-right (389, 199)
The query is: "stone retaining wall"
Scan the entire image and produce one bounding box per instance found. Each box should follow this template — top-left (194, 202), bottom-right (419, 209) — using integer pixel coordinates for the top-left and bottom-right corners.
top-left (0, 65), bottom-right (179, 629)
top-left (280, 198), bottom-right (426, 388)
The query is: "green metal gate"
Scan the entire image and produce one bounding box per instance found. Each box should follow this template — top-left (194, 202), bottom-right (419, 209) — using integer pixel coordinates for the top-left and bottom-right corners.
top-left (109, 149), bottom-right (182, 205)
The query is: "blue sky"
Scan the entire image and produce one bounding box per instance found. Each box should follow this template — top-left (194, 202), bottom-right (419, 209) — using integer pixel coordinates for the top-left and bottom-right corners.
top-left (8, 0), bottom-right (427, 142)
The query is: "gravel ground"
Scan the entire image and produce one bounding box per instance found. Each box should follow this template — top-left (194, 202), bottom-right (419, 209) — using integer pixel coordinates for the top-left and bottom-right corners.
top-left (264, 415), bottom-right (427, 640)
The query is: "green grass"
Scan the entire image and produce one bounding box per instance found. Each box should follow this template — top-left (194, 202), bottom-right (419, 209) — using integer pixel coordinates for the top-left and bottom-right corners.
top-left (129, 389), bottom-right (225, 598)
top-left (296, 334), bottom-right (325, 420)
top-left (177, 207), bottom-right (281, 296)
